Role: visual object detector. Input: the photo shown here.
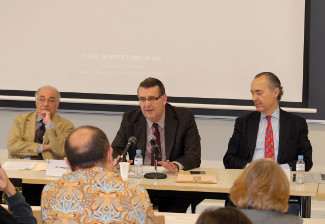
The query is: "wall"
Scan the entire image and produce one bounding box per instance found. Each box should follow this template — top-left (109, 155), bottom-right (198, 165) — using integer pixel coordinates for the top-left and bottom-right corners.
top-left (1, 108), bottom-right (324, 171)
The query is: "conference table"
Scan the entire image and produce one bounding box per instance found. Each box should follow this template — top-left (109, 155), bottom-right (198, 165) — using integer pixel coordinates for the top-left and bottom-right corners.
top-left (317, 183), bottom-right (325, 198)
top-left (1, 159), bottom-right (318, 218)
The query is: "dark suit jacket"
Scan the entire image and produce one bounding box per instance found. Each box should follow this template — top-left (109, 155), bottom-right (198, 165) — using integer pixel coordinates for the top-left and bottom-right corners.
top-left (223, 109), bottom-right (313, 171)
top-left (112, 103), bottom-right (201, 170)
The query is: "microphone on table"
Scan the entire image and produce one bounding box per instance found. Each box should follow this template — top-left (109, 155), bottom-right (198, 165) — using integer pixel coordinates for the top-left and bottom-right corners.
top-left (114, 136), bottom-right (137, 167)
top-left (148, 135), bottom-right (161, 159)
top-left (144, 135), bottom-right (167, 179)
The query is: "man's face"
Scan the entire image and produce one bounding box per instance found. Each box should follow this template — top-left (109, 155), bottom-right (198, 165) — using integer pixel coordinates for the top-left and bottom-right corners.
top-left (36, 87), bottom-right (59, 117)
top-left (138, 86), bottom-right (167, 122)
top-left (251, 76), bottom-right (279, 115)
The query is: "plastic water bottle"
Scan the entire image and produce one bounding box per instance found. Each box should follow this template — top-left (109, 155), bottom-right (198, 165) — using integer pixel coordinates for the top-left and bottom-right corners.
top-left (134, 149), bottom-right (143, 179)
top-left (296, 155), bottom-right (305, 185)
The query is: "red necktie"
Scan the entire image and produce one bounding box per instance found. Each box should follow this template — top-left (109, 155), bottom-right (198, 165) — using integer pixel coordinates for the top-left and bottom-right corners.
top-left (151, 123), bottom-right (162, 165)
top-left (265, 115), bottom-right (275, 160)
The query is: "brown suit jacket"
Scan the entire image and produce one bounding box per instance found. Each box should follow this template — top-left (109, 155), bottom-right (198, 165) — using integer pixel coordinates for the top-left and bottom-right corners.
top-left (7, 112), bottom-right (74, 159)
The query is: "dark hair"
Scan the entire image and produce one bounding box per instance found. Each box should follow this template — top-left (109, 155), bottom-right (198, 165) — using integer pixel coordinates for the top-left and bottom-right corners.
top-left (196, 207), bottom-right (252, 224)
top-left (255, 72), bottom-right (284, 100)
top-left (65, 126), bottom-right (110, 171)
top-left (137, 77), bottom-right (165, 96)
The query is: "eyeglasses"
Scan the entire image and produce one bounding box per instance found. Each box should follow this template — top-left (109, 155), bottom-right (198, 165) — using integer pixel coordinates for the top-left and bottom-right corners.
top-left (37, 97), bottom-right (58, 104)
top-left (138, 95), bottom-right (162, 103)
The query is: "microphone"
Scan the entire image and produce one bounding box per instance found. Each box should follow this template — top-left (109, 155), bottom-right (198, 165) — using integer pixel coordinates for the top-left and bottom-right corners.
top-left (114, 136), bottom-right (137, 167)
top-left (148, 135), bottom-right (161, 159)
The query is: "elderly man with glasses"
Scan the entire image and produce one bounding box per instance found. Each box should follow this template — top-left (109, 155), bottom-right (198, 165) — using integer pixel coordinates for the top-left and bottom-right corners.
top-left (7, 86), bottom-right (74, 160)
top-left (112, 77), bottom-right (201, 213)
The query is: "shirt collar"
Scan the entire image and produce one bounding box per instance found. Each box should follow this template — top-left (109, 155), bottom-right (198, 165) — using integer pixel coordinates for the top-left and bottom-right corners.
top-left (261, 107), bottom-right (280, 120)
top-left (147, 112), bottom-right (165, 129)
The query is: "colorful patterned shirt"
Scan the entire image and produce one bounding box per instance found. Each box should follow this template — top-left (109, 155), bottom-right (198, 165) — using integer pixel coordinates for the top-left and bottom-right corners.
top-left (41, 167), bottom-right (156, 223)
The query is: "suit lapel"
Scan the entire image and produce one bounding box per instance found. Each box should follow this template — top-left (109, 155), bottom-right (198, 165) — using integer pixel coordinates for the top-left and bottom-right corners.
top-left (165, 106), bottom-right (176, 160)
top-left (278, 109), bottom-right (289, 161)
top-left (134, 115), bottom-right (147, 155)
top-left (247, 112), bottom-right (260, 158)
top-left (26, 112), bottom-right (37, 140)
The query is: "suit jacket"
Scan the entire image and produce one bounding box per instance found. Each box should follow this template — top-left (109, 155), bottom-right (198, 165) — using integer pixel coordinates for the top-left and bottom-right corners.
top-left (239, 209), bottom-right (303, 224)
top-left (112, 103), bottom-right (201, 170)
top-left (7, 112), bottom-right (74, 160)
top-left (223, 109), bottom-right (313, 171)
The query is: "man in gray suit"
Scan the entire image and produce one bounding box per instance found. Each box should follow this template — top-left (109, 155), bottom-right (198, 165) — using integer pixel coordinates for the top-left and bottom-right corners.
top-left (112, 77), bottom-right (201, 212)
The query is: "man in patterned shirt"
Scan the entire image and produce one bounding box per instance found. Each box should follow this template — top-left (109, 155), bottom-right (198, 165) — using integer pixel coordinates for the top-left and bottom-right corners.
top-left (41, 125), bottom-right (156, 223)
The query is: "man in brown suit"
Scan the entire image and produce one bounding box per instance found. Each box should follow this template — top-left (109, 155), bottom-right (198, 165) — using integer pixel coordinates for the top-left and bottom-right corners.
top-left (7, 86), bottom-right (74, 160)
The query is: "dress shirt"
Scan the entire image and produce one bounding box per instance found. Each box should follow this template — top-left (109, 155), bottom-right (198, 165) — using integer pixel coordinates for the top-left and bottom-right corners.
top-left (145, 114), bottom-right (166, 165)
top-left (24, 116), bottom-right (54, 159)
top-left (145, 113), bottom-right (183, 170)
top-left (252, 107), bottom-right (280, 161)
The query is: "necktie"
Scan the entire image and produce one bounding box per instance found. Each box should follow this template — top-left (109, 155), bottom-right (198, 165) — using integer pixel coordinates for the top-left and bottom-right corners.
top-left (265, 116), bottom-right (275, 160)
top-left (35, 120), bottom-right (45, 143)
top-left (151, 123), bottom-right (162, 165)
top-left (33, 120), bottom-right (45, 160)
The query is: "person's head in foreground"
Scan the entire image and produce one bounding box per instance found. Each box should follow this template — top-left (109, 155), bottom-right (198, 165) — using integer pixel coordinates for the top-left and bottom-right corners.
top-left (196, 207), bottom-right (252, 224)
top-left (230, 159), bottom-right (289, 213)
top-left (65, 125), bottom-right (113, 171)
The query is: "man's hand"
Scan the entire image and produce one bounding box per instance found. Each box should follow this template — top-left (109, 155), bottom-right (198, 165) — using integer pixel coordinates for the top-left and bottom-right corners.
top-left (37, 110), bottom-right (52, 124)
top-left (0, 167), bottom-right (17, 197)
top-left (43, 144), bottom-right (52, 152)
top-left (113, 156), bottom-right (133, 169)
top-left (158, 160), bottom-right (179, 174)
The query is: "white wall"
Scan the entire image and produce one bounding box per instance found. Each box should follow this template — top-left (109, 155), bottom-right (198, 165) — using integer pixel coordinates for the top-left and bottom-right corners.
top-left (1, 108), bottom-right (324, 172)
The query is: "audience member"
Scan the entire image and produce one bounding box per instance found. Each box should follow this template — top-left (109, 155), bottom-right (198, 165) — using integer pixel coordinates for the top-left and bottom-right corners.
top-left (0, 166), bottom-right (36, 224)
top-left (229, 159), bottom-right (303, 224)
top-left (196, 207), bottom-right (252, 224)
top-left (41, 125), bottom-right (156, 223)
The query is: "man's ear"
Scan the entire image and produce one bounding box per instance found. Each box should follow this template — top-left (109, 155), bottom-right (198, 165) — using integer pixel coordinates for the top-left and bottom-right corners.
top-left (273, 87), bottom-right (280, 99)
top-left (107, 146), bottom-right (114, 163)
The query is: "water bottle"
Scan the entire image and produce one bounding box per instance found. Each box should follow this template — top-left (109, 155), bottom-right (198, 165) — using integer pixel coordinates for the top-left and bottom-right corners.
top-left (134, 149), bottom-right (143, 179)
top-left (296, 155), bottom-right (305, 185)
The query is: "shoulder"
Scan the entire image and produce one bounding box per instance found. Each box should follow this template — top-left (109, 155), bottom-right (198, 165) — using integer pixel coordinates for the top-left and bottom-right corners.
top-left (14, 112), bottom-right (36, 121)
top-left (166, 103), bottom-right (194, 118)
top-left (280, 109), bottom-right (306, 123)
top-left (52, 114), bottom-right (74, 126)
top-left (236, 111), bottom-right (260, 123)
top-left (122, 108), bottom-right (144, 123)
top-left (240, 209), bottom-right (302, 224)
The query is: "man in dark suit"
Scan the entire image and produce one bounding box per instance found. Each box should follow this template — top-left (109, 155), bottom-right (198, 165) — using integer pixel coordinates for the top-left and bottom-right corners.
top-left (223, 72), bottom-right (312, 171)
top-left (224, 72), bottom-right (313, 216)
top-left (112, 77), bottom-right (201, 212)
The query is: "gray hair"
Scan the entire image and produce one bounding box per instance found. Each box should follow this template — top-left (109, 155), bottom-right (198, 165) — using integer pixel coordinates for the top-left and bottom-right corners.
top-left (254, 72), bottom-right (284, 101)
top-left (35, 86), bottom-right (61, 102)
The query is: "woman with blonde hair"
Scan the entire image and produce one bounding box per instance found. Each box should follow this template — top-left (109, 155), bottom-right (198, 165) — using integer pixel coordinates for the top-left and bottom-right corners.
top-left (229, 159), bottom-right (302, 224)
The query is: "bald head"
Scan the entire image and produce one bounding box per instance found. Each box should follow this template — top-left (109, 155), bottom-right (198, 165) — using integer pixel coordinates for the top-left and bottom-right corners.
top-left (65, 126), bottom-right (110, 171)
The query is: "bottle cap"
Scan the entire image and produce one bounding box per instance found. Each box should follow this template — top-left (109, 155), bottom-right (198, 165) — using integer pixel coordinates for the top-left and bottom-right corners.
top-left (298, 155), bottom-right (303, 160)
top-left (136, 149), bottom-right (142, 154)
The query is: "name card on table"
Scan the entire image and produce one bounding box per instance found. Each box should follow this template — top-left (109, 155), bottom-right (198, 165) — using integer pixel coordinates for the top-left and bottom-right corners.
top-left (46, 159), bottom-right (70, 177)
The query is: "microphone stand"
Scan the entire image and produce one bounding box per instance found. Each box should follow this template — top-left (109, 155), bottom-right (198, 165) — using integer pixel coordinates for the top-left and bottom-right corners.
top-left (144, 147), bottom-right (167, 179)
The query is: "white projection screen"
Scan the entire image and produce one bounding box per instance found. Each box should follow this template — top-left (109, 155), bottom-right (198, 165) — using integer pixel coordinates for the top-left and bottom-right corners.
top-left (0, 0), bottom-right (308, 114)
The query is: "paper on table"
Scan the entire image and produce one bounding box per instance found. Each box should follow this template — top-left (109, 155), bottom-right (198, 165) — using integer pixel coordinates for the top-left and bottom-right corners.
top-left (2, 161), bottom-right (37, 170)
top-left (46, 159), bottom-right (70, 177)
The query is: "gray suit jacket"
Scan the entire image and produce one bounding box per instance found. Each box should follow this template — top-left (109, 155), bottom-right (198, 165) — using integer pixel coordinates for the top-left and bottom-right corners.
top-left (112, 103), bottom-right (201, 170)
top-left (223, 109), bottom-right (313, 171)
top-left (240, 208), bottom-right (303, 224)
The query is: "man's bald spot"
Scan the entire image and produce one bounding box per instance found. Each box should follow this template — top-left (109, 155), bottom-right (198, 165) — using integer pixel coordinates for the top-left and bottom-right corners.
top-left (68, 128), bottom-right (95, 154)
